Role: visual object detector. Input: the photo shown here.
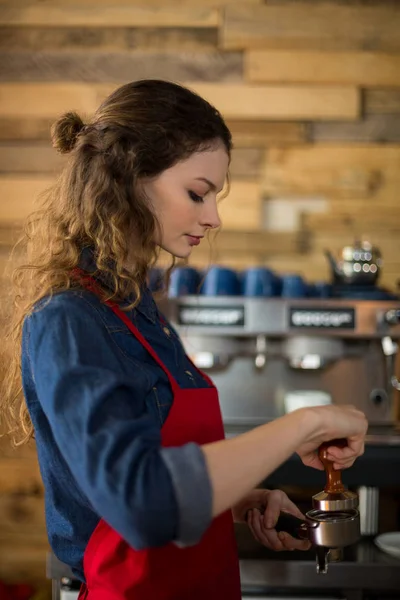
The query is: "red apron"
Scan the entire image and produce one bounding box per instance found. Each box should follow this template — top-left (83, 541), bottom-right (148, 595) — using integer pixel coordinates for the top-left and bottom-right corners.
top-left (75, 272), bottom-right (241, 600)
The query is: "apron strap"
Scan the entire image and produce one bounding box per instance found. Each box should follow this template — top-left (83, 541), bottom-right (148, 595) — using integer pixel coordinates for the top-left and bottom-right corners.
top-left (72, 268), bottom-right (180, 393)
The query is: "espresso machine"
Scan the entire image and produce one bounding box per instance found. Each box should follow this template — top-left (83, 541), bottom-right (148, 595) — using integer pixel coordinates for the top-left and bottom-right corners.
top-left (166, 294), bottom-right (400, 429)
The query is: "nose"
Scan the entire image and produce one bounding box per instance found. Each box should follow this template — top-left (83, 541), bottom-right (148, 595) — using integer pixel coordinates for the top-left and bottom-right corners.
top-left (199, 198), bottom-right (221, 230)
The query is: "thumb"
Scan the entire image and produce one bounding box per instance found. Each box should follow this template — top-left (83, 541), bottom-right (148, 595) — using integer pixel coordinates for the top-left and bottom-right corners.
top-left (300, 452), bottom-right (325, 470)
top-left (262, 490), bottom-right (286, 528)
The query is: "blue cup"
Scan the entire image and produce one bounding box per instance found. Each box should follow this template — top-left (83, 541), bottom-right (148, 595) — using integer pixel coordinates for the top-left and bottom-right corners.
top-left (200, 266), bottom-right (241, 296)
top-left (168, 267), bottom-right (200, 297)
top-left (241, 267), bottom-right (281, 297)
top-left (311, 281), bottom-right (332, 298)
top-left (281, 274), bottom-right (307, 298)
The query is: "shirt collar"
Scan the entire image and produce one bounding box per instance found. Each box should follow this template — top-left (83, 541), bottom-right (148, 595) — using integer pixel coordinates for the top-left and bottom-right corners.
top-left (78, 247), bottom-right (158, 324)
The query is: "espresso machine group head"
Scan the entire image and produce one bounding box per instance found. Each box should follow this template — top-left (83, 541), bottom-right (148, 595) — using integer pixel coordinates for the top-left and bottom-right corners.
top-left (274, 440), bottom-right (360, 574)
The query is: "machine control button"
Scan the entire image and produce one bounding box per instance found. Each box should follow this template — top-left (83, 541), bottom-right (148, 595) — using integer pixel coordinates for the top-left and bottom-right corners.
top-left (370, 389), bottom-right (388, 406)
top-left (384, 309), bottom-right (400, 325)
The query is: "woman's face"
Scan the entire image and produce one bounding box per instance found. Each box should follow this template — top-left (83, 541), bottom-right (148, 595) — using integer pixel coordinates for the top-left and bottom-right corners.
top-left (141, 142), bottom-right (229, 259)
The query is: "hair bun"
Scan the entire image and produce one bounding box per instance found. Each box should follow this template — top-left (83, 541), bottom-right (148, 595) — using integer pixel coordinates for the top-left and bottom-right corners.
top-left (51, 111), bottom-right (85, 154)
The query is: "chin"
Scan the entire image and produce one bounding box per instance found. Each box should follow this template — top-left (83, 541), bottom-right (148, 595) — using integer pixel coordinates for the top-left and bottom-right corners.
top-left (174, 248), bottom-right (193, 259)
top-left (160, 243), bottom-right (192, 260)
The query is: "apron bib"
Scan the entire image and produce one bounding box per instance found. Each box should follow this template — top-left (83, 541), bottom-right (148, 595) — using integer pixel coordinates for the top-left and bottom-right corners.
top-left (74, 271), bottom-right (241, 600)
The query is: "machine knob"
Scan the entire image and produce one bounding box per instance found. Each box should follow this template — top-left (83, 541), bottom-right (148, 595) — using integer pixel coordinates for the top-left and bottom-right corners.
top-left (384, 309), bottom-right (400, 325)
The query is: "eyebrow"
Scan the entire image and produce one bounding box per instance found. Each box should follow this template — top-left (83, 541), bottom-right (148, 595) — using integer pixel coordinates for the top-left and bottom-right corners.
top-left (195, 177), bottom-right (221, 193)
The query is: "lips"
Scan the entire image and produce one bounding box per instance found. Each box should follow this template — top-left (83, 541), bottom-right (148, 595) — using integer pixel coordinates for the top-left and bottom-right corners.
top-left (186, 235), bottom-right (203, 246)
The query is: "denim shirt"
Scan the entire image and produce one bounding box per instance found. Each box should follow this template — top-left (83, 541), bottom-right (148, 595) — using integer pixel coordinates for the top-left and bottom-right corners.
top-left (21, 253), bottom-right (213, 582)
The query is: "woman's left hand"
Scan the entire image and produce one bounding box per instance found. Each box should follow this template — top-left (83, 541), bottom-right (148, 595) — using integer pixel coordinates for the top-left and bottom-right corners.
top-left (232, 488), bottom-right (311, 552)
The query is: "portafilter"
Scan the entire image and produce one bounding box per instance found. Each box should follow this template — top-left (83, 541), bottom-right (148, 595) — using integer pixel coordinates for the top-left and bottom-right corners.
top-left (273, 440), bottom-right (360, 573)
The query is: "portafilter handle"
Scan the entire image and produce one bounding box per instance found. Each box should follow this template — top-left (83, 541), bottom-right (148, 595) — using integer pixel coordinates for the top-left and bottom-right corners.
top-left (318, 439), bottom-right (347, 494)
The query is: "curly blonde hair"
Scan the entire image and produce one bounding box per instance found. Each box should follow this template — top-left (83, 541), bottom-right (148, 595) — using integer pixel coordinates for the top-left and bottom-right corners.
top-left (1, 79), bottom-right (232, 444)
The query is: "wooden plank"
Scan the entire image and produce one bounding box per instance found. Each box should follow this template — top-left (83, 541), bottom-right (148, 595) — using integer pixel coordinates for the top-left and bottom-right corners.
top-left (365, 89), bottom-right (400, 115)
top-left (0, 494), bottom-right (46, 536)
top-left (262, 145), bottom-right (400, 199)
top-left (0, 143), bottom-right (64, 173)
top-left (0, 224), bottom-right (23, 247)
top-left (0, 82), bottom-right (360, 121)
top-left (265, 254), bottom-right (329, 280)
top-left (229, 148), bottom-right (264, 179)
top-left (301, 211), bottom-right (400, 233)
top-left (380, 273), bottom-right (400, 292)
top-left (0, 5), bottom-right (219, 27)
top-left (0, 176), bottom-right (51, 223)
top-left (0, 50), bottom-right (243, 83)
top-left (0, 459), bottom-right (43, 495)
top-left (0, 25), bottom-right (218, 51)
top-left (190, 229), bottom-right (299, 259)
top-left (222, 4), bottom-right (400, 51)
top-left (0, 83), bottom-right (111, 118)
top-left (0, 435), bottom-right (38, 458)
top-left (0, 543), bottom-right (49, 585)
top-left (246, 50), bottom-right (400, 86)
top-left (0, 117), bottom-right (308, 145)
top-left (0, 0), bottom-right (259, 5)
top-left (0, 117), bottom-right (53, 142)
top-left (0, 238), bottom-right (23, 295)
top-left (188, 83), bottom-right (359, 121)
top-left (262, 0), bottom-right (400, 5)
top-left (311, 114), bottom-right (400, 144)
top-left (218, 180), bottom-right (262, 230)
top-left (227, 120), bottom-right (308, 146)
top-left (330, 197), bottom-right (400, 214)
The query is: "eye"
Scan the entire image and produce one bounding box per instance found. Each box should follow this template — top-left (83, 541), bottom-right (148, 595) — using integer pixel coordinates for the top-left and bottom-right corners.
top-left (188, 190), bottom-right (204, 203)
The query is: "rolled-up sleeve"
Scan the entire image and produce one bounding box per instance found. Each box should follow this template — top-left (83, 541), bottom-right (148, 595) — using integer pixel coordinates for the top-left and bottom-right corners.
top-left (24, 294), bottom-right (212, 549)
top-left (161, 444), bottom-right (212, 547)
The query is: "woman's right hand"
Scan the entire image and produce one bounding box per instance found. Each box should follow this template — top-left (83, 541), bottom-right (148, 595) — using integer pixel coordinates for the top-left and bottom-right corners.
top-left (295, 404), bottom-right (368, 471)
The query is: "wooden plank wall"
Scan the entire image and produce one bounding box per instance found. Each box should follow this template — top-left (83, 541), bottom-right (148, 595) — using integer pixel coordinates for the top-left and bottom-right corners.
top-left (0, 0), bottom-right (400, 589)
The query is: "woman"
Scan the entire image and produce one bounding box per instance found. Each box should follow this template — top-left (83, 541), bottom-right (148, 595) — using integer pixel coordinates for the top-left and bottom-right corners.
top-left (2, 80), bottom-right (367, 600)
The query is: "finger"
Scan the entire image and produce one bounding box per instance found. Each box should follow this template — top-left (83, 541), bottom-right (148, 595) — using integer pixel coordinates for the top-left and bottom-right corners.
top-left (279, 533), bottom-right (311, 552)
top-left (332, 458), bottom-right (357, 471)
top-left (261, 490), bottom-right (284, 528)
top-left (246, 510), bottom-right (260, 542)
top-left (262, 490), bottom-right (305, 525)
top-left (260, 523), bottom-right (286, 551)
top-left (326, 442), bottom-right (365, 470)
top-left (348, 439), bottom-right (365, 457)
top-left (326, 442), bottom-right (365, 462)
top-left (258, 511), bottom-right (309, 552)
top-left (279, 501), bottom-right (305, 521)
top-left (331, 453), bottom-right (362, 470)
top-left (246, 513), bottom-right (257, 542)
top-left (326, 445), bottom-right (356, 460)
top-left (266, 489), bottom-right (306, 522)
top-left (326, 455), bottom-right (356, 470)
top-left (301, 454), bottom-right (325, 470)
top-left (247, 510), bottom-right (271, 548)
top-left (253, 510), bottom-right (285, 551)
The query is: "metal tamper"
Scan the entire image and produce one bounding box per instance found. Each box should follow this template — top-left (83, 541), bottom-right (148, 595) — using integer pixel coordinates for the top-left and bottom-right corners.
top-left (275, 440), bottom-right (360, 574)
